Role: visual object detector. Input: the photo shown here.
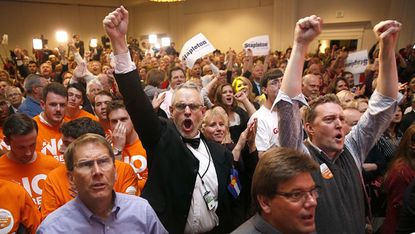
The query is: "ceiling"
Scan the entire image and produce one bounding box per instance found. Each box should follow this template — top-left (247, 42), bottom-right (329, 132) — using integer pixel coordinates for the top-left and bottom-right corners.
top-left (4, 0), bottom-right (151, 7)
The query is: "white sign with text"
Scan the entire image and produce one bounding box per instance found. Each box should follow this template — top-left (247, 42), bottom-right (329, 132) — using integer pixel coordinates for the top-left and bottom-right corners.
top-left (179, 33), bottom-right (215, 68)
top-left (345, 50), bottom-right (369, 74)
top-left (243, 35), bottom-right (270, 56)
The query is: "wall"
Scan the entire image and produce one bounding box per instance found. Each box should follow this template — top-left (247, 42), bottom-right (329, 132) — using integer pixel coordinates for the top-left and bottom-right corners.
top-left (132, 0), bottom-right (414, 52)
top-left (132, 0), bottom-right (275, 52)
top-left (0, 1), bottom-right (113, 54)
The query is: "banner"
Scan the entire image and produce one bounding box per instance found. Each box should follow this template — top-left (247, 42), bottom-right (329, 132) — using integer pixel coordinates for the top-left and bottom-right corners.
top-left (344, 50), bottom-right (368, 74)
top-left (179, 33), bottom-right (215, 68)
top-left (242, 35), bottom-right (270, 56)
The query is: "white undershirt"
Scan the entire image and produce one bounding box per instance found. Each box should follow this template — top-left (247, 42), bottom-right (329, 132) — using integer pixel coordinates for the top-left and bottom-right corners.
top-left (184, 133), bottom-right (219, 234)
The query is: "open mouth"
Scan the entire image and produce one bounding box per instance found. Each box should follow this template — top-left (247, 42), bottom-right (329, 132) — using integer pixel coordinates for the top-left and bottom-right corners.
top-left (183, 119), bottom-right (193, 130)
top-left (300, 214), bottom-right (314, 224)
top-left (335, 133), bottom-right (343, 142)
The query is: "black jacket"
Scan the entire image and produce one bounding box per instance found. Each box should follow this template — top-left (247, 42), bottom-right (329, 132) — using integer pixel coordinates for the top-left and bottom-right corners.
top-left (115, 70), bottom-right (243, 234)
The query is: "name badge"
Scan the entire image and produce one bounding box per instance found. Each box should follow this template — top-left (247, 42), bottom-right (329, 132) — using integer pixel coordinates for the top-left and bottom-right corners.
top-left (203, 191), bottom-right (217, 211)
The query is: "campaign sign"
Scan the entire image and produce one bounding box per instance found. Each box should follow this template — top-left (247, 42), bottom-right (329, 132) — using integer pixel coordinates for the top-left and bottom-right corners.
top-left (243, 35), bottom-right (270, 56)
top-left (179, 33), bottom-right (215, 68)
top-left (345, 50), bottom-right (369, 74)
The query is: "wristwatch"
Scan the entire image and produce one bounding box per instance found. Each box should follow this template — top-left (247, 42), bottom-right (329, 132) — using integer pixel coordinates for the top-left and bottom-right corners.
top-left (113, 147), bottom-right (122, 156)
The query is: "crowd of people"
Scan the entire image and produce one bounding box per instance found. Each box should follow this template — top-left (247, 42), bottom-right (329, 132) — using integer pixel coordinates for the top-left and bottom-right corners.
top-left (0, 5), bottom-right (415, 234)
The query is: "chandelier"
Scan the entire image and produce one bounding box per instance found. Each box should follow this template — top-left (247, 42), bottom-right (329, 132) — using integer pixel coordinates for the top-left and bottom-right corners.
top-left (150, 0), bottom-right (185, 2)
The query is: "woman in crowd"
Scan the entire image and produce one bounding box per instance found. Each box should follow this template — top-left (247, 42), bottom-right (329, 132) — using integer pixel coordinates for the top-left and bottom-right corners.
top-left (231, 76), bottom-right (259, 112)
top-left (383, 124), bottom-right (415, 234)
top-left (328, 76), bottom-right (349, 94)
top-left (214, 83), bottom-right (251, 143)
top-left (201, 106), bottom-right (258, 227)
top-left (336, 89), bottom-right (355, 106)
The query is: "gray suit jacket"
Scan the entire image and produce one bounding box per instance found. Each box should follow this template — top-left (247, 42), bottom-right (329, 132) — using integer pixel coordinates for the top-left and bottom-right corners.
top-left (231, 213), bottom-right (282, 234)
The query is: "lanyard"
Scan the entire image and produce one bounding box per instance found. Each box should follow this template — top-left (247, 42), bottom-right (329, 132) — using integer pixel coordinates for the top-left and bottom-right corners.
top-left (197, 140), bottom-right (211, 187)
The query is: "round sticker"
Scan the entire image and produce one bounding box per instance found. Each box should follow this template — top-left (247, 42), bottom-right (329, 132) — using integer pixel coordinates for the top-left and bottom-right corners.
top-left (0, 209), bottom-right (14, 233)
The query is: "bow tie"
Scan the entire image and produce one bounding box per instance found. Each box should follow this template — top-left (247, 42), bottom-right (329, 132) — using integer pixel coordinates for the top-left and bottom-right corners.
top-left (183, 137), bottom-right (201, 149)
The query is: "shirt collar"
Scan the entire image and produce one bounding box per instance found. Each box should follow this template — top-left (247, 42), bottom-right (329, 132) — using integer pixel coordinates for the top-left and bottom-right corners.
top-left (75, 191), bottom-right (120, 221)
top-left (305, 138), bottom-right (344, 162)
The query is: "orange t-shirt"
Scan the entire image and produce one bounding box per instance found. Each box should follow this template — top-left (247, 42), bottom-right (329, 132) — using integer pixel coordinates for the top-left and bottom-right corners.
top-left (41, 160), bottom-right (139, 219)
top-left (64, 109), bottom-right (99, 123)
top-left (0, 153), bottom-right (60, 208)
top-left (33, 115), bottom-right (64, 163)
top-left (0, 179), bottom-right (41, 234)
top-left (122, 138), bottom-right (148, 191)
top-left (0, 128), bottom-right (10, 153)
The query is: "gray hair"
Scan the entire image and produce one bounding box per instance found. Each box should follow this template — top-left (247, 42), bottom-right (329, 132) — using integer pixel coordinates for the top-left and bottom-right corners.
top-left (172, 81), bottom-right (204, 105)
top-left (86, 78), bottom-right (103, 94)
top-left (23, 74), bottom-right (42, 94)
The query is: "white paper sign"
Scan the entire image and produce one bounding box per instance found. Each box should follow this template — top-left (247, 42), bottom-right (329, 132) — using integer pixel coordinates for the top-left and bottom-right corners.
top-left (345, 50), bottom-right (369, 74)
top-left (242, 35), bottom-right (270, 56)
top-left (179, 33), bottom-right (215, 68)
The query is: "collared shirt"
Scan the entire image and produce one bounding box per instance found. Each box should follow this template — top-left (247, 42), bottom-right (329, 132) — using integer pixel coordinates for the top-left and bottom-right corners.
top-left (184, 133), bottom-right (219, 234)
top-left (37, 192), bottom-right (168, 234)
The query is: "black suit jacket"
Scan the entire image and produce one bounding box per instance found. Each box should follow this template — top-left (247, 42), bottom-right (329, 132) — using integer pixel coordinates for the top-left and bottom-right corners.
top-left (115, 70), bottom-right (239, 234)
top-left (250, 80), bottom-right (261, 97)
top-left (8, 105), bottom-right (16, 114)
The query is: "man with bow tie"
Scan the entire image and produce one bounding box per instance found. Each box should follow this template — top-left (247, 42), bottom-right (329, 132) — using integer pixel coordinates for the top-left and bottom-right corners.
top-left (103, 6), bottom-right (253, 234)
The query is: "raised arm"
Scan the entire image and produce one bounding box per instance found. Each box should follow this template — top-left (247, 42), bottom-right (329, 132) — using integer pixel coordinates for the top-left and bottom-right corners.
top-left (275, 16), bottom-right (322, 150)
top-left (345, 20), bottom-right (401, 162)
top-left (280, 15), bottom-right (322, 97)
top-left (103, 6), bottom-right (162, 151)
top-left (374, 20), bottom-right (401, 99)
top-left (103, 6), bottom-right (129, 55)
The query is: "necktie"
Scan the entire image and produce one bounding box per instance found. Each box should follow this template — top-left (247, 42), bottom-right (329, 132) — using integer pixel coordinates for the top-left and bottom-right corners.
top-left (182, 137), bottom-right (200, 149)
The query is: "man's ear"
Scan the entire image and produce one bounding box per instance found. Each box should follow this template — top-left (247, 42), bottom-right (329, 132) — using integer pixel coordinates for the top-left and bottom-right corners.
top-left (40, 99), bottom-right (45, 110)
top-left (304, 122), bottom-right (314, 137)
top-left (262, 87), bottom-right (267, 96)
top-left (114, 164), bottom-right (118, 182)
top-left (67, 171), bottom-right (74, 182)
top-left (169, 105), bottom-right (173, 116)
top-left (201, 106), bottom-right (207, 115)
top-left (257, 194), bottom-right (272, 214)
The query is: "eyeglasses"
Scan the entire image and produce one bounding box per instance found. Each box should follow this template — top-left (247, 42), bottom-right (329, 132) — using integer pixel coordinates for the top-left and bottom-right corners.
top-left (174, 103), bottom-right (203, 112)
top-left (7, 93), bottom-right (21, 97)
top-left (74, 156), bottom-right (113, 173)
top-left (275, 186), bottom-right (320, 203)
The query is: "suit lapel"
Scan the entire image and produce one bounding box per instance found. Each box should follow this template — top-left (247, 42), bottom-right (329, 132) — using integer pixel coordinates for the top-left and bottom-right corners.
top-left (202, 135), bottom-right (230, 204)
